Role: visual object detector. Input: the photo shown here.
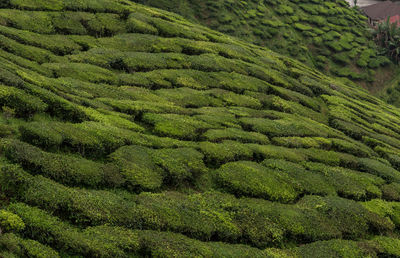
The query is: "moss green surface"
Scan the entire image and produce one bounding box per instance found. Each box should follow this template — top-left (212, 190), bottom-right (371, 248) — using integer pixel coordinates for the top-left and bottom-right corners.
top-left (0, 0), bottom-right (399, 256)
top-left (132, 0), bottom-right (394, 86)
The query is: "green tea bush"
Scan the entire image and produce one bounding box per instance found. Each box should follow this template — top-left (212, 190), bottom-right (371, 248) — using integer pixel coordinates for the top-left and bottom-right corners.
top-left (19, 121), bottom-right (145, 157)
top-left (0, 210), bottom-right (25, 232)
top-left (0, 138), bottom-right (122, 188)
top-left (216, 161), bottom-right (299, 202)
top-left (109, 145), bottom-right (163, 191)
top-left (326, 41), bottom-right (343, 52)
top-left (142, 113), bottom-right (214, 140)
top-left (361, 199), bottom-right (400, 228)
top-left (382, 183), bottom-right (400, 201)
top-left (1, 162), bottom-right (394, 248)
top-left (0, 233), bottom-right (60, 258)
top-left (298, 195), bottom-right (394, 238)
top-left (248, 143), bottom-right (306, 163)
top-left (294, 239), bottom-right (368, 257)
top-left (262, 159), bottom-right (336, 196)
top-left (0, 165), bottom-right (146, 227)
top-left (294, 22), bottom-right (312, 31)
top-left (199, 140), bottom-right (253, 166)
top-left (6, 203), bottom-right (141, 257)
top-left (272, 136), bottom-right (327, 148)
top-left (304, 162), bottom-right (384, 200)
top-left (0, 0), bottom-right (400, 255)
top-left (0, 35), bottom-right (55, 64)
top-left (4, 204), bottom-right (269, 257)
top-left (127, 15), bottom-right (158, 34)
top-left (42, 63), bottom-right (118, 84)
top-left (202, 128), bottom-right (270, 144)
top-left (0, 9), bottom-right (54, 34)
top-left (240, 116), bottom-right (336, 137)
top-left (98, 98), bottom-right (185, 116)
top-left (152, 147), bottom-right (207, 184)
top-left (0, 85), bottom-right (47, 117)
top-left (155, 88), bottom-right (223, 108)
top-left (9, 0), bottom-right (63, 11)
top-left (358, 158), bottom-right (400, 182)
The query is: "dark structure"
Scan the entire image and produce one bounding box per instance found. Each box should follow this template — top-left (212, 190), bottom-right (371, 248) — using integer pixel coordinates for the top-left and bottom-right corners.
top-left (361, 1), bottom-right (400, 26)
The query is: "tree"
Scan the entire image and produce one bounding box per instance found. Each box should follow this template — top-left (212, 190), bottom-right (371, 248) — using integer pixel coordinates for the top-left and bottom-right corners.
top-left (373, 17), bottom-right (400, 63)
top-left (0, 0), bottom-right (9, 8)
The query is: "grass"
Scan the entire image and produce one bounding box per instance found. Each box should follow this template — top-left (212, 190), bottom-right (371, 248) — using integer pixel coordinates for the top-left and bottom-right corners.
top-left (0, 0), bottom-right (399, 256)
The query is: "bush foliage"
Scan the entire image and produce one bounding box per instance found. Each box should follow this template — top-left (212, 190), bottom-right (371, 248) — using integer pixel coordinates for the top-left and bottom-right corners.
top-left (0, 0), bottom-right (399, 256)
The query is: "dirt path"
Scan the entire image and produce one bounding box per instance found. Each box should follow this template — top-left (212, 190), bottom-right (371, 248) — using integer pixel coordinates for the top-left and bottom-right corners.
top-left (345, 0), bottom-right (383, 7)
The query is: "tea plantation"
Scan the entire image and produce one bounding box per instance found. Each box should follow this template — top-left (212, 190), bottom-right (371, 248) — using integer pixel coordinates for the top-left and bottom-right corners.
top-left (132, 0), bottom-right (394, 86)
top-left (0, 0), bottom-right (400, 257)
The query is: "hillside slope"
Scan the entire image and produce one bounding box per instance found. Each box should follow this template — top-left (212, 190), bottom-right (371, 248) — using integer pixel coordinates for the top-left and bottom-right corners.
top-left (133, 0), bottom-right (396, 88)
top-left (0, 0), bottom-right (400, 256)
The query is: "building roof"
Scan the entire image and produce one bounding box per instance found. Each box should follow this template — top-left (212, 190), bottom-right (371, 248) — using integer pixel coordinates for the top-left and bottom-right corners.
top-left (361, 1), bottom-right (400, 20)
top-left (390, 14), bottom-right (400, 24)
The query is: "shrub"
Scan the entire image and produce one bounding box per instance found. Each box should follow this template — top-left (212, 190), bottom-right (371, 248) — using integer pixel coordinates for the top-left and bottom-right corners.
top-left (152, 147), bottom-right (207, 184)
top-left (216, 161), bottom-right (299, 202)
top-left (294, 23), bottom-right (312, 31)
top-left (0, 9), bottom-right (54, 34)
top-left (361, 199), bottom-right (400, 228)
top-left (142, 113), bottom-right (214, 140)
top-left (262, 159), bottom-right (335, 196)
top-left (0, 85), bottom-right (47, 117)
top-left (0, 210), bottom-right (25, 233)
top-left (0, 138), bottom-right (121, 188)
top-left (109, 145), bottom-right (163, 191)
top-left (199, 140), bottom-right (253, 166)
top-left (0, 165), bottom-right (146, 227)
top-left (240, 116), bottom-right (337, 138)
top-left (98, 98), bottom-right (185, 116)
top-left (298, 195), bottom-right (394, 238)
top-left (357, 49), bottom-right (373, 67)
top-left (247, 144), bottom-right (306, 163)
top-left (19, 122), bottom-right (64, 151)
top-left (9, 0), bottom-right (63, 11)
top-left (19, 121), bottom-right (146, 157)
top-left (42, 63), bottom-right (118, 84)
top-left (272, 136), bottom-right (327, 148)
top-left (127, 15), bottom-right (158, 34)
top-left (155, 88), bottom-right (223, 108)
top-left (0, 233), bottom-right (60, 258)
top-left (294, 239), bottom-right (368, 257)
top-left (0, 35), bottom-right (56, 64)
top-left (206, 90), bottom-right (261, 109)
top-left (333, 52), bottom-right (350, 64)
top-left (6, 203), bottom-right (141, 257)
top-left (368, 236), bottom-right (400, 257)
top-left (136, 191), bottom-right (242, 241)
top-left (80, 107), bottom-right (144, 131)
top-left (358, 158), bottom-right (400, 182)
top-left (326, 41), bottom-right (343, 52)
top-left (382, 183), bottom-right (400, 201)
top-left (202, 128), bottom-right (270, 144)
top-left (304, 162), bottom-right (384, 200)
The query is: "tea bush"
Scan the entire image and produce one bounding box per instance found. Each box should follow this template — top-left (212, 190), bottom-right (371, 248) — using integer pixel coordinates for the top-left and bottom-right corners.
top-left (0, 0), bottom-right (399, 255)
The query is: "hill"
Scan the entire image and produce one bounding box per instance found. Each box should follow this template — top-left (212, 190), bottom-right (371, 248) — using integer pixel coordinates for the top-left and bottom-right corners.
top-left (133, 0), bottom-right (397, 88)
top-left (0, 0), bottom-right (400, 256)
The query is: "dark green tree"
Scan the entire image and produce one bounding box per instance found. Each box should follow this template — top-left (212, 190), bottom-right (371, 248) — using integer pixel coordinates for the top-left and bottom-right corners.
top-left (373, 17), bottom-right (400, 63)
top-left (0, 0), bottom-right (9, 8)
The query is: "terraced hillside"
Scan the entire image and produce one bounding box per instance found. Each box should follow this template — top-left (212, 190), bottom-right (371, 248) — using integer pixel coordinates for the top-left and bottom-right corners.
top-left (0, 0), bottom-right (400, 257)
top-left (133, 0), bottom-right (395, 87)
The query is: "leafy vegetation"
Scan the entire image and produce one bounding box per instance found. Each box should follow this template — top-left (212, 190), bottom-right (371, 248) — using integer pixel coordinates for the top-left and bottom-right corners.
top-left (132, 0), bottom-right (395, 86)
top-left (0, 0), bottom-right (399, 256)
